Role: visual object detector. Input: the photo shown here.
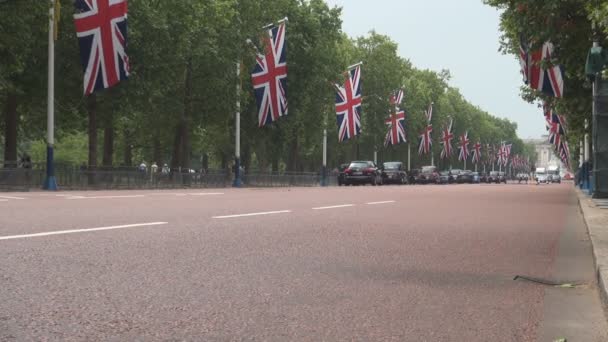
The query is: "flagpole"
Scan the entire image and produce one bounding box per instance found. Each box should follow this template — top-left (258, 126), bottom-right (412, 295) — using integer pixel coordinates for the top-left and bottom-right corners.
top-left (322, 128), bottom-right (327, 186)
top-left (233, 60), bottom-right (242, 187)
top-left (43, 0), bottom-right (58, 191)
top-left (407, 143), bottom-right (411, 171)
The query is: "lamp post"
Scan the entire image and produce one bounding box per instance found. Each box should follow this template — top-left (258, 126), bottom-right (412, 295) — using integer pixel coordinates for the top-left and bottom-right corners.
top-left (43, 0), bottom-right (57, 190)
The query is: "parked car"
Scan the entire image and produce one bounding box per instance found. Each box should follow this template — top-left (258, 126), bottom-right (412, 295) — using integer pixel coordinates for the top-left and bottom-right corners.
top-left (535, 167), bottom-right (549, 184)
top-left (341, 161), bottom-right (382, 186)
top-left (408, 169), bottom-right (420, 184)
top-left (498, 172), bottom-right (507, 184)
top-left (438, 171), bottom-right (451, 184)
top-left (457, 170), bottom-right (474, 184)
top-left (471, 172), bottom-right (481, 183)
top-left (479, 172), bottom-right (488, 183)
top-left (417, 165), bottom-right (439, 184)
top-left (380, 162), bottom-right (408, 184)
top-left (487, 171), bottom-right (500, 184)
top-left (449, 169), bottom-right (463, 183)
top-left (517, 173), bottom-right (529, 184)
top-left (336, 163), bottom-right (350, 186)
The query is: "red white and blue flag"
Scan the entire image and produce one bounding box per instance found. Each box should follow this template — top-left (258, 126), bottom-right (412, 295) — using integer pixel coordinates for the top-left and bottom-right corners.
top-left (335, 65), bottom-right (362, 142)
top-left (384, 110), bottom-right (406, 147)
top-left (472, 142), bottom-right (481, 164)
top-left (559, 140), bottom-right (571, 169)
top-left (252, 21), bottom-right (288, 127)
top-left (425, 102), bottom-right (433, 123)
top-left (74, 0), bottom-right (130, 96)
top-left (458, 132), bottom-right (470, 162)
top-left (440, 119), bottom-right (454, 160)
top-left (418, 125), bottom-right (433, 155)
top-left (520, 40), bottom-right (564, 98)
top-left (390, 89), bottom-right (404, 109)
top-left (548, 112), bottom-right (566, 148)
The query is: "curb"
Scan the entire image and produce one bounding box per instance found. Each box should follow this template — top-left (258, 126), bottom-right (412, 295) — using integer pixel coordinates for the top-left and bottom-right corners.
top-left (576, 188), bottom-right (608, 310)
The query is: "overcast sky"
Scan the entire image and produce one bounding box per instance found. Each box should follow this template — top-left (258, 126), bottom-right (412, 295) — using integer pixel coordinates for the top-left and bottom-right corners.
top-left (324, 0), bottom-right (545, 139)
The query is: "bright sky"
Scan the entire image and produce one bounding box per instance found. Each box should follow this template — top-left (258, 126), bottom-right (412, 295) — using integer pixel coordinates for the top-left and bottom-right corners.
top-left (324, 0), bottom-right (545, 139)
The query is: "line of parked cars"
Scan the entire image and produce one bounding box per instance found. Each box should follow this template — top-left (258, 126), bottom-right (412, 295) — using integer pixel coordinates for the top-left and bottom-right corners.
top-left (337, 161), bottom-right (508, 186)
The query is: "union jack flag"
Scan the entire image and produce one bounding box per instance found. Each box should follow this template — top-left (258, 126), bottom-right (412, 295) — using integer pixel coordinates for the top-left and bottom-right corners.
top-left (471, 141), bottom-right (481, 164)
top-left (548, 112), bottom-right (566, 148)
top-left (559, 140), bottom-right (571, 169)
top-left (418, 124), bottom-right (433, 155)
top-left (425, 102), bottom-right (433, 123)
top-left (74, 0), bottom-right (129, 96)
top-left (390, 89), bottom-right (404, 109)
top-left (499, 143), bottom-right (512, 167)
top-left (440, 119), bottom-right (454, 160)
top-left (458, 132), bottom-right (470, 162)
top-left (384, 110), bottom-right (406, 147)
top-left (252, 21), bottom-right (288, 127)
top-left (520, 40), bottom-right (564, 98)
top-left (335, 65), bottom-right (362, 142)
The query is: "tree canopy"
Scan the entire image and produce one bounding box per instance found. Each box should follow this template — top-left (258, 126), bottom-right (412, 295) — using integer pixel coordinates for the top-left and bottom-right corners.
top-left (1, 0), bottom-right (531, 172)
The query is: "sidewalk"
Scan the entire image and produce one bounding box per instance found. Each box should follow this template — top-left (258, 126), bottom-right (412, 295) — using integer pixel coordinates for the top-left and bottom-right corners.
top-left (576, 188), bottom-right (608, 307)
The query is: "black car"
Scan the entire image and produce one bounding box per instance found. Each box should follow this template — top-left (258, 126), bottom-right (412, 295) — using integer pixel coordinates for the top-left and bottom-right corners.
top-left (341, 161), bottom-right (383, 186)
top-left (336, 163), bottom-right (350, 186)
top-left (449, 169), bottom-right (463, 183)
top-left (456, 170), bottom-right (474, 184)
top-left (408, 169), bottom-right (420, 184)
top-left (487, 171), bottom-right (500, 183)
top-left (417, 165), bottom-right (439, 184)
top-left (438, 171), bottom-right (451, 184)
top-left (380, 162), bottom-right (408, 184)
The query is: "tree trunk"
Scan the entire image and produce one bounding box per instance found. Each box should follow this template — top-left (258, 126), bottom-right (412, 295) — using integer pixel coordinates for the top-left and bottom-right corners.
top-left (87, 95), bottom-right (98, 184)
top-left (123, 128), bottom-right (133, 167)
top-left (152, 132), bottom-right (162, 166)
top-left (102, 110), bottom-right (114, 167)
top-left (3, 93), bottom-right (18, 167)
top-left (287, 137), bottom-right (299, 171)
top-left (171, 123), bottom-right (182, 170)
top-left (170, 59), bottom-right (193, 172)
top-left (181, 59), bottom-right (193, 171)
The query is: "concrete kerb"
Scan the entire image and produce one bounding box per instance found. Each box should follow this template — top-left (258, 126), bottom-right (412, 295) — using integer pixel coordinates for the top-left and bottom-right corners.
top-left (576, 188), bottom-right (608, 311)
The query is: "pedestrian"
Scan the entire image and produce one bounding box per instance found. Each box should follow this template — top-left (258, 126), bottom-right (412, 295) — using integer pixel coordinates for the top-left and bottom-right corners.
top-left (151, 162), bottom-right (158, 182)
top-left (162, 163), bottom-right (170, 175)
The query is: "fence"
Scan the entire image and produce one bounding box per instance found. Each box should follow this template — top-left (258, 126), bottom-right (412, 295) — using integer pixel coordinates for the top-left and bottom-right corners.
top-left (0, 162), bottom-right (335, 191)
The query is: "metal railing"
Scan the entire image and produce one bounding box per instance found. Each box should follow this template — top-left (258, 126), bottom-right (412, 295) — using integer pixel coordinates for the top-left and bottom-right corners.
top-left (0, 162), bottom-right (335, 191)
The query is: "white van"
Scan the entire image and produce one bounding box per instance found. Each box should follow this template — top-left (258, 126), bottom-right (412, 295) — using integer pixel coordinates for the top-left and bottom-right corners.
top-left (535, 167), bottom-right (548, 184)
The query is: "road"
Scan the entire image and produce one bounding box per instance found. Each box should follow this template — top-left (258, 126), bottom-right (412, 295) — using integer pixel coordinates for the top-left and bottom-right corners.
top-left (0, 184), bottom-right (606, 341)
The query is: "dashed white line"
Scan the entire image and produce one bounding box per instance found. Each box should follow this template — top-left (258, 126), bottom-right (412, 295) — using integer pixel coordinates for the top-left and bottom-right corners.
top-left (190, 192), bottom-right (224, 196)
top-left (212, 210), bottom-right (291, 219)
top-left (0, 196), bottom-right (25, 200)
top-left (66, 195), bottom-right (146, 200)
top-left (366, 200), bottom-right (396, 205)
top-left (0, 199), bottom-right (8, 202)
top-left (312, 204), bottom-right (355, 210)
top-left (0, 222), bottom-right (169, 241)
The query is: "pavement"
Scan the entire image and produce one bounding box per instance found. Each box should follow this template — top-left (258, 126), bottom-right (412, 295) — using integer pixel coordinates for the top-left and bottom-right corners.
top-left (577, 188), bottom-right (608, 310)
top-left (0, 184), bottom-right (606, 341)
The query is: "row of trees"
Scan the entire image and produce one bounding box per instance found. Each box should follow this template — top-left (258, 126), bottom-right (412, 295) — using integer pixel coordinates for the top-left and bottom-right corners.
top-left (1, 0), bottom-right (532, 174)
top-left (483, 0), bottom-right (607, 169)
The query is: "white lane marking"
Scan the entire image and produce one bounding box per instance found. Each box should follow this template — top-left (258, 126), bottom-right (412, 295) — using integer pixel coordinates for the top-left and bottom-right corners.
top-left (213, 210), bottom-right (291, 219)
top-left (366, 200), bottom-right (396, 205)
top-left (0, 222), bottom-right (169, 241)
top-left (0, 199), bottom-right (8, 202)
top-left (0, 196), bottom-right (25, 200)
top-left (66, 195), bottom-right (145, 200)
top-left (190, 192), bottom-right (224, 196)
top-left (312, 204), bottom-right (355, 210)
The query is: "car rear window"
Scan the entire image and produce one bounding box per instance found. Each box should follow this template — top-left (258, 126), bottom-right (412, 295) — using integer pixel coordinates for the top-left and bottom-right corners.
top-left (421, 166), bottom-right (436, 173)
top-left (383, 162), bottom-right (401, 170)
top-left (349, 162), bottom-right (368, 168)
